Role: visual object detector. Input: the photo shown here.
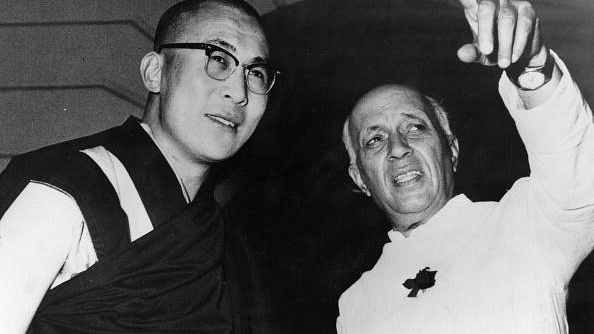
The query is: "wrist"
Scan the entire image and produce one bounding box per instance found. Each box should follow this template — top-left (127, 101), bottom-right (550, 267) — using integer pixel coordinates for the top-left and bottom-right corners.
top-left (506, 47), bottom-right (554, 91)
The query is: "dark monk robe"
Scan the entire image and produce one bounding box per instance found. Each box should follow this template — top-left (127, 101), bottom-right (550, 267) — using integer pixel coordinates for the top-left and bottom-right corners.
top-left (0, 118), bottom-right (269, 333)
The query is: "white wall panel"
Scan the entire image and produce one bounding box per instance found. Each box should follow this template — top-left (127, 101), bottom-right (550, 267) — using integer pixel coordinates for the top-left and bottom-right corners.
top-left (0, 0), bottom-right (180, 167)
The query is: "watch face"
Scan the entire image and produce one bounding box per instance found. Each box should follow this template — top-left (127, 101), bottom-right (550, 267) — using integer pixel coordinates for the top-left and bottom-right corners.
top-left (518, 71), bottom-right (546, 90)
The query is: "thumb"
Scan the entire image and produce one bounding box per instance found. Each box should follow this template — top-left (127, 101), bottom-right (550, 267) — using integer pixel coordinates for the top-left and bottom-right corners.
top-left (456, 43), bottom-right (480, 63)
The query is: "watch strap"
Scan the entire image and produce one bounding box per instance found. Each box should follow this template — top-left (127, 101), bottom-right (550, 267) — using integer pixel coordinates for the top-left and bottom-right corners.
top-left (506, 50), bottom-right (554, 91)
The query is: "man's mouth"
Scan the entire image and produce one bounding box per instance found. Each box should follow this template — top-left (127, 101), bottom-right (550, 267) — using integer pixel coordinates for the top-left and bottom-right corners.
top-left (206, 114), bottom-right (239, 129)
top-left (393, 170), bottom-right (422, 186)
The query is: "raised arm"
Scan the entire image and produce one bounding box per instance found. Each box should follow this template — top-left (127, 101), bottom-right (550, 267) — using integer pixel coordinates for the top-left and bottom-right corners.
top-left (457, 0), bottom-right (594, 233)
top-left (456, 0), bottom-right (562, 107)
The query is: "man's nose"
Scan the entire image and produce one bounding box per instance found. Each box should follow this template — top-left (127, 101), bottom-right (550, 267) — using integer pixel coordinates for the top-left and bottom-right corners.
top-left (222, 67), bottom-right (248, 106)
top-left (388, 135), bottom-right (412, 161)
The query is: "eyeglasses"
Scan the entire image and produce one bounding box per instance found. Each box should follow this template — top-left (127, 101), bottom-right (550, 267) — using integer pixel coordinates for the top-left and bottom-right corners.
top-left (158, 42), bottom-right (280, 95)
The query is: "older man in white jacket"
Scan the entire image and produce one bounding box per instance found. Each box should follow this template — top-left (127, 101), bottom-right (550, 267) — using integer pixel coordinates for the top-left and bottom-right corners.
top-left (337, 0), bottom-right (594, 333)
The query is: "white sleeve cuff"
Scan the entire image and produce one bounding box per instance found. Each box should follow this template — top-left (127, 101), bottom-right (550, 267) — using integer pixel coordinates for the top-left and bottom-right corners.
top-left (499, 50), bottom-right (590, 153)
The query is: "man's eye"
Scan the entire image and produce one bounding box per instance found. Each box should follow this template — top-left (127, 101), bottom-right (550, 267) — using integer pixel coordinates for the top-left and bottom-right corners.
top-left (248, 67), bottom-right (269, 85)
top-left (408, 124), bottom-right (426, 132)
top-left (366, 135), bottom-right (385, 147)
top-left (210, 55), bottom-right (228, 65)
top-left (249, 68), bottom-right (265, 79)
top-left (209, 50), bottom-right (232, 69)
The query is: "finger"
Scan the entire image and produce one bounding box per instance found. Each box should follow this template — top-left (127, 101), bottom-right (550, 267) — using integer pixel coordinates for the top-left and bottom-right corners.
top-left (528, 18), bottom-right (544, 65)
top-left (477, 0), bottom-right (498, 56)
top-left (457, 43), bottom-right (480, 63)
top-left (511, 2), bottom-right (536, 63)
top-left (457, 43), bottom-right (497, 66)
top-left (496, 2), bottom-right (517, 68)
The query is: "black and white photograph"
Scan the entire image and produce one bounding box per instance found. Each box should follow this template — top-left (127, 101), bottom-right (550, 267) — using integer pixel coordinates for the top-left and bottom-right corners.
top-left (1, 0), bottom-right (594, 333)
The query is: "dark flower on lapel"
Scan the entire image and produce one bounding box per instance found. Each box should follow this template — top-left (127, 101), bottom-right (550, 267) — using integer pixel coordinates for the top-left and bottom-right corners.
top-left (402, 267), bottom-right (437, 297)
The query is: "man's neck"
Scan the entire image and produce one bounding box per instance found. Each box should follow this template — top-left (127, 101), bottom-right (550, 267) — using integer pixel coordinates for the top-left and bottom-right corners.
top-left (140, 122), bottom-right (210, 201)
top-left (392, 220), bottom-right (424, 238)
top-left (388, 203), bottom-right (448, 238)
top-left (163, 149), bottom-right (209, 201)
top-left (388, 193), bottom-right (456, 238)
top-left (142, 100), bottom-right (214, 200)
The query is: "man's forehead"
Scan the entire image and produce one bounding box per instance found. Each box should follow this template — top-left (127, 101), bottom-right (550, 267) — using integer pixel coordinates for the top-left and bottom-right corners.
top-left (351, 86), bottom-right (429, 129)
top-left (176, 6), bottom-right (269, 58)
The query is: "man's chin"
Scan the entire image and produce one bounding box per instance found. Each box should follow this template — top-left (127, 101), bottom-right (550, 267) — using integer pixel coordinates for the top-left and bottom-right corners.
top-left (392, 193), bottom-right (437, 215)
top-left (193, 146), bottom-right (239, 164)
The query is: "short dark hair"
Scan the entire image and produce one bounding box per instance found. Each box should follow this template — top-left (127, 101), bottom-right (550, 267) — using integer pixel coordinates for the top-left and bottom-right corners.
top-left (153, 0), bottom-right (262, 51)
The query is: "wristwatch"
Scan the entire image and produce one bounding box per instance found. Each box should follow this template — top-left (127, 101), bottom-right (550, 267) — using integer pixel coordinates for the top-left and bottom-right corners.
top-left (506, 50), bottom-right (554, 91)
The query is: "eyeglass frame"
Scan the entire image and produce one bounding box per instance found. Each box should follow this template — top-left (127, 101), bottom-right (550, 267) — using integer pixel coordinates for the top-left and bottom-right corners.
top-left (158, 42), bottom-right (280, 95)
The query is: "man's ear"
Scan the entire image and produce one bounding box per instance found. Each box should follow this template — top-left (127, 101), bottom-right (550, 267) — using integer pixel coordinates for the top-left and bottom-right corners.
top-left (449, 135), bottom-right (459, 172)
top-left (348, 164), bottom-right (371, 197)
top-left (140, 51), bottom-right (163, 93)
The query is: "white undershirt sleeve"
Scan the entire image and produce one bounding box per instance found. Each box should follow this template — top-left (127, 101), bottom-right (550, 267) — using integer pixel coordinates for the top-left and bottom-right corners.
top-left (0, 182), bottom-right (84, 334)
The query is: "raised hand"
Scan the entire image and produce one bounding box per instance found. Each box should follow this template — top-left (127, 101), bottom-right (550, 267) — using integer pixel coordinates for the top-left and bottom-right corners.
top-left (456, 0), bottom-right (546, 69)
